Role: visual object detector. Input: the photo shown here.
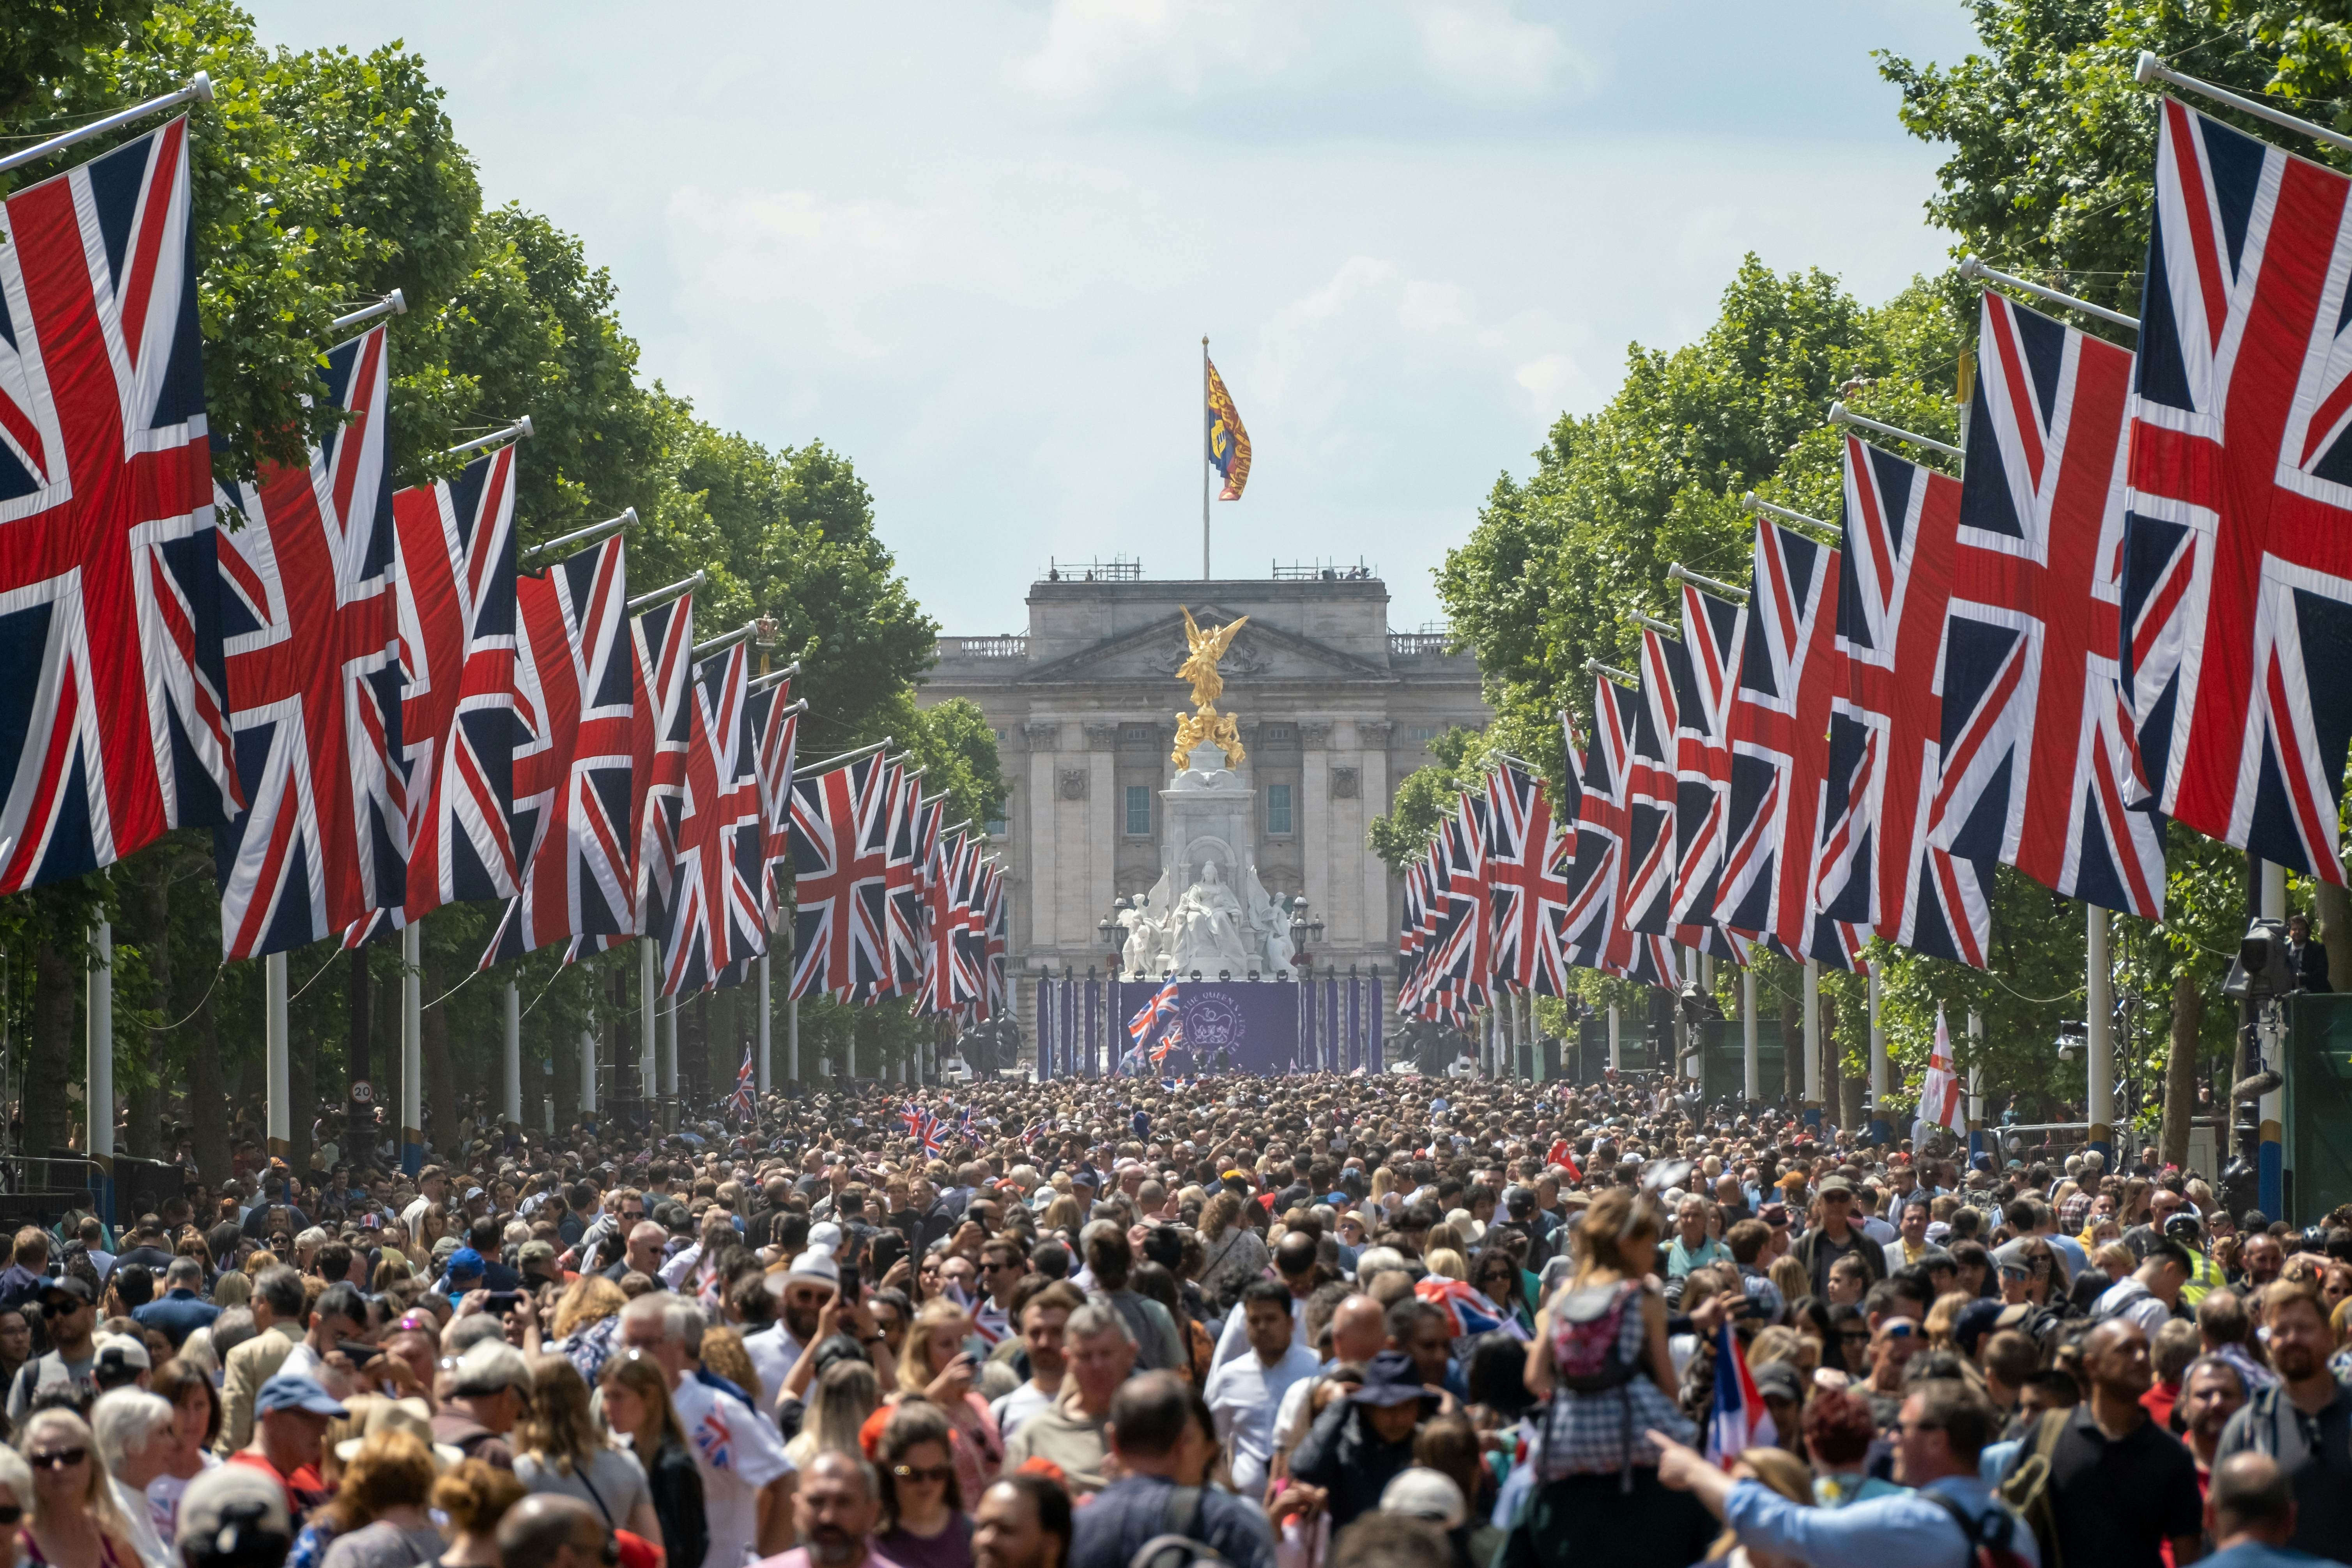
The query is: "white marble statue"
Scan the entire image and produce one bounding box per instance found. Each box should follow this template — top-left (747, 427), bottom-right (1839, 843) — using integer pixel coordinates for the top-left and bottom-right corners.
top-left (1117, 894), bottom-right (1164, 977)
top-left (1245, 865), bottom-right (1296, 976)
top-left (1166, 860), bottom-right (1252, 977)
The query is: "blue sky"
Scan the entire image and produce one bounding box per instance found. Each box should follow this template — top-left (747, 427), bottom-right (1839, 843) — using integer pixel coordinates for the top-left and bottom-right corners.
top-left (245, 1), bottom-right (1983, 636)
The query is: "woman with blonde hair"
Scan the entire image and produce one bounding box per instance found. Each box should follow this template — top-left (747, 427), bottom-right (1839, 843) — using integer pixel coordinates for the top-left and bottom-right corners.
top-left (316, 1432), bottom-right (444, 1568)
top-left (1519, 1186), bottom-right (1710, 1568)
top-left (16, 1409), bottom-right (141, 1568)
top-left (698, 1329), bottom-right (763, 1419)
top-left (1423, 1248), bottom-right (1468, 1283)
top-left (1694, 1447), bottom-right (1815, 1568)
top-left (1195, 1190), bottom-right (1268, 1307)
top-left (1038, 1195), bottom-right (1082, 1237)
top-left (547, 1274), bottom-right (628, 1386)
top-left (894, 1300), bottom-right (1002, 1499)
top-left (512, 1353), bottom-right (660, 1545)
top-left (785, 1359), bottom-right (880, 1471)
top-left (600, 1351), bottom-right (704, 1568)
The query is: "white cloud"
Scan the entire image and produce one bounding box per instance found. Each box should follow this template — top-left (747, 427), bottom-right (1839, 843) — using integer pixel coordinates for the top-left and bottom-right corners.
top-left (1410, 0), bottom-right (1584, 97)
top-left (1009, 0), bottom-right (1314, 104)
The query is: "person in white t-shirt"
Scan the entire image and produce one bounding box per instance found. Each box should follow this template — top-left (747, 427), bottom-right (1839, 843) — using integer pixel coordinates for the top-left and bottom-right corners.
top-left (991, 1281), bottom-right (1083, 1441)
top-left (621, 1294), bottom-right (795, 1568)
top-left (1203, 1280), bottom-right (1323, 1499)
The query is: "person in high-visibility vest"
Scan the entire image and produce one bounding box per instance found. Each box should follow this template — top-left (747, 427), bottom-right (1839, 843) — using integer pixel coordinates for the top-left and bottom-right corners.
top-left (2170, 1211), bottom-right (2224, 1308)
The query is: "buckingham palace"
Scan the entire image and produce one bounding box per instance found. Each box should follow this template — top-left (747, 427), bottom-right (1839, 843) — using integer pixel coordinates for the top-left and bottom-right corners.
top-left (920, 562), bottom-right (1492, 1004)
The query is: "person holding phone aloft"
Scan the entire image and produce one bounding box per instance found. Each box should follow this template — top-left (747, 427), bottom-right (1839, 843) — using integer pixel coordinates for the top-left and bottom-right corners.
top-left (895, 1301), bottom-right (1002, 1502)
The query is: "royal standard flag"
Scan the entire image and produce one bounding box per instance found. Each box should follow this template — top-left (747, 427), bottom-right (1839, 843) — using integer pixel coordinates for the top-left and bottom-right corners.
top-left (1207, 357), bottom-right (1252, 501)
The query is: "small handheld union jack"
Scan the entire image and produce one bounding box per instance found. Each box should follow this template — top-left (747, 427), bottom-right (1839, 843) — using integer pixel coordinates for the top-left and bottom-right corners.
top-left (728, 1049), bottom-right (756, 1121)
top-left (1021, 1119), bottom-right (1049, 1148)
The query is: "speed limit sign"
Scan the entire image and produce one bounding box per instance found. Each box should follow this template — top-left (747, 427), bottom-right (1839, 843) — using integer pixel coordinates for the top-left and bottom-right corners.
top-left (350, 1081), bottom-right (374, 1104)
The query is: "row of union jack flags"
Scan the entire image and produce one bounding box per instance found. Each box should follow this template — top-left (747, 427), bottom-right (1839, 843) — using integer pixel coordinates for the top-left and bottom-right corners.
top-left (784, 749), bottom-right (1006, 1021)
top-left (1400, 84), bottom-right (2352, 1004)
top-left (0, 113), bottom-right (811, 996)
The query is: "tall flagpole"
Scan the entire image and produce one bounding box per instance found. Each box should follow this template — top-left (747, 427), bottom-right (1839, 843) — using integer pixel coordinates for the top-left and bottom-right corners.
top-left (1202, 336), bottom-right (1211, 580)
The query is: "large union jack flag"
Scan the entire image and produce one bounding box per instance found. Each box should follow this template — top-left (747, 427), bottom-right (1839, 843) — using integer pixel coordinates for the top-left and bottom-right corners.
top-left (1554, 695), bottom-right (1623, 972)
top-left (1670, 582), bottom-right (1745, 935)
top-left (0, 116), bottom-right (239, 891)
top-left (482, 535), bottom-right (632, 969)
top-left (662, 641), bottom-right (764, 995)
top-left (212, 324), bottom-right (402, 956)
top-left (744, 675), bottom-right (798, 930)
top-left (1630, 629), bottom-right (1741, 963)
top-left (1713, 518), bottom-right (1867, 970)
top-left (1818, 437), bottom-right (1993, 967)
top-left (881, 767), bottom-right (927, 998)
top-left (388, 444), bottom-right (520, 927)
top-left (1483, 763), bottom-right (1569, 996)
top-left (2122, 97), bottom-right (2352, 883)
top-left (627, 594), bottom-right (694, 937)
top-left (981, 858), bottom-right (1007, 1020)
top-left (788, 753), bottom-right (892, 1001)
top-left (1933, 290), bottom-right (2167, 917)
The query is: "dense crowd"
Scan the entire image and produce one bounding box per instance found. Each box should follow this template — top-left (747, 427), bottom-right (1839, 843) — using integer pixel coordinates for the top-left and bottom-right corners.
top-left (1, 1069), bottom-right (2348, 1568)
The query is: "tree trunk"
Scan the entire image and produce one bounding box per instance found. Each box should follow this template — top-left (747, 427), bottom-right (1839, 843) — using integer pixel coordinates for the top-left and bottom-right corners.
top-left (2161, 972), bottom-right (2204, 1170)
top-left (2315, 879), bottom-right (2352, 995)
top-left (25, 897), bottom-right (81, 1158)
top-left (419, 939), bottom-right (457, 1162)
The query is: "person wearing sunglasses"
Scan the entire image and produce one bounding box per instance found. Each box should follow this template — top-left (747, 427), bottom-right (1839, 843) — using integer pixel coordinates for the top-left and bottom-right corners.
top-left (7, 1277), bottom-right (101, 1430)
top-left (874, 1402), bottom-right (972, 1568)
top-left (18, 1407), bottom-right (145, 1568)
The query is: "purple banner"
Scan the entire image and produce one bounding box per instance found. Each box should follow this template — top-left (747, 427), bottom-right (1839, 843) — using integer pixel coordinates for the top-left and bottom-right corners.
top-left (1109, 979), bottom-right (1301, 1075)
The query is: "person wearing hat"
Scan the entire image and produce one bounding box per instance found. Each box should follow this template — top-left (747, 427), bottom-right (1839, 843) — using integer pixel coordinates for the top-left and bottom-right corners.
top-left (1380, 1466), bottom-right (1468, 1529)
top-left (1287, 1348), bottom-right (1435, 1531)
top-left (1793, 1177), bottom-right (1887, 1303)
top-left (434, 1339), bottom-right (533, 1469)
top-left (90, 1331), bottom-right (151, 1394)
top-left (6, 1274), bottom-right (100, 1426)
top-left (176, 1458), bottom-right (294, 1568)
top-left (231, 1373), bottom-right (346, 1522)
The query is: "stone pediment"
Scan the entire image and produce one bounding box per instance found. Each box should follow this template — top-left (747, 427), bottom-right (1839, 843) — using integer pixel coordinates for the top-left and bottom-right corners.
top-left (1019, 605), bottom-right (1391, 687)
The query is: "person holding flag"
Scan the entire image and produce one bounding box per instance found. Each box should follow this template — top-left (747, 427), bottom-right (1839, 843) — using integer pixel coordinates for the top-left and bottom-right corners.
top-left (1125, 979), bottom-right (1184, 1074)
top-left (1913, 1007), bottom-right (1963, 1153)
top-left (728, 1048), bottom-right (756, 1122)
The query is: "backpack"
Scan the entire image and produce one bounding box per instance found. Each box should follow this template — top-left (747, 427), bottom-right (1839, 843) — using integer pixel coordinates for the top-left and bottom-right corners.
top-left (1550, 1280), bottom-right (1641, 1393)
top-left (1925, 1489), bottom-right (2035, 1568)
top-left (1995, 1408), bottom-right (2072, 1568)
top-left (1127, 1486), bottom-right (1223, 1568)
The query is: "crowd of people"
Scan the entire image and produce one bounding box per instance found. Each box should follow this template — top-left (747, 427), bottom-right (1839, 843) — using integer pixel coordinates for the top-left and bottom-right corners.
top-left (0, 1067), bottom-right (2347, 1568)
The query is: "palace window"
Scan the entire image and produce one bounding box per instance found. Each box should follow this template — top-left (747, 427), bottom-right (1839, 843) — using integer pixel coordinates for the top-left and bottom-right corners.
top-left (1124, 726), bottom-right (1152, 742)
top-left (1124, 784), bottom-right (1152, 837)
top-left (1408, 726), bottom-right (1440, 742)
top-left (1268, 725), bottom-right (1293, 741)
top-left (1267, 783), bottom-right (1294, 836)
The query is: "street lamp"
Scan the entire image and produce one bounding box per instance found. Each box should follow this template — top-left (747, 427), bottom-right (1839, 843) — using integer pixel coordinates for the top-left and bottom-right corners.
top-left (1287, 895), bottom-right (1324, 962)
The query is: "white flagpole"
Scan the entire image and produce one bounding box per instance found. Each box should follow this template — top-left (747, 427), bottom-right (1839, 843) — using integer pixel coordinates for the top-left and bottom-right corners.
top-left (0, 74), bottom-right (212, 175)
top-left (401, 924), bottom-right (422, 1173)
top-left (503, 980), bottom-right (522, 1125)
top-left (757, 954), bottom-right (772, 1094)
top-left (265, 953), bottom-right (290, 1162)
top-left (1742, 968), bottom-right (1759, 1100)
top-left (639, 940), bottom-right (657, 1122)
top-left (2087, 906), bottom-right (2113, 1156)
top-left (1803, 959), bottom-right (1822, 1120)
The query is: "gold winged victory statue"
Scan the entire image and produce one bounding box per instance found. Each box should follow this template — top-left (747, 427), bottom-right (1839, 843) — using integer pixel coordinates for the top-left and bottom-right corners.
top-left (1172, 607), bottom-right (1249, 769)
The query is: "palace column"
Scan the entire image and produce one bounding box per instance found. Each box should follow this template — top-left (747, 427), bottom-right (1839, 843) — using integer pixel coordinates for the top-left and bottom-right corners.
top-left (1081, 724), bottom-right (1118, 963)
top-left (1297, 722), bottom-right (1333, 966)
top-left (1023, 721), bottom-right (1062, 958)
top-left (1350, 720), bottom-right (1392, 967)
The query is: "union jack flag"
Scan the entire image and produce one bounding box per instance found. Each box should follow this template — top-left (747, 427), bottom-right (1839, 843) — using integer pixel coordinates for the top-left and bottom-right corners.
top-left (1128, 977), bottom-right (1183, 1061)
top-left (899, 1100), bottom-right (926, 1138)
top-left (1713, 519), bottom-right (1869, 970)
top-left (2121, 97), bottom-right (2352, 883)
top-left (386, 443), bottom-right (520, 929)
top-left (743, 676), bottom-right (798, 929)
top-left (0, 116), bottom-right (239, 891)
top-left (1021, 1119), bottom-right (1049, 1148)
top-left (789, 753), bottom-right (892, 1001)
top-left (1933, 290), bottom-right (2166, 917)
top-left (982, 860), bottom-right (1007, 1020)
top-left (948, 835), bottom-right (987, 1009)
top-left (662, 640), bottom-right (765, 995)
top-left (728, 1047), bottom-right (756, 1120)
top-left (212, 324), bottom-right (402, 955)
top-left (1671, 582), bottom-right (1745, 933)
top-left (567, 591), bottom-right (693, 966)
top-left (1483, 764), bottom-right (1569, 996)
top-left (1582, 677), bottom-right (1678, 986)
top-left (1818, 437), bottom-right (1992, 967)
top-left (882, 770), bottom-right (927, 997)
top-left (1631, 630), bottom-right (1741, 962)
top-left (1407, 811), bottom-right (1481, 1023)
top-left (1413, 1274), bottom-right (1522, 1341)
top-left (918, 1108), bottom-right (947, 1159)
top-left (482, 534), bottom-right (632, 968)
top-left (1554, 697), bottom-right (1624, 972)
top-left (919, 825), bottom-right (962, 1015)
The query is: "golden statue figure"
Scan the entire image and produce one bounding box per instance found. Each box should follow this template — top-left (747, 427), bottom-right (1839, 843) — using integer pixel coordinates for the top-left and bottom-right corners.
top-left (1177, 607), bottom-right (1248, 708)
top-left (1171, 606), bottom-right (1249, 770)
